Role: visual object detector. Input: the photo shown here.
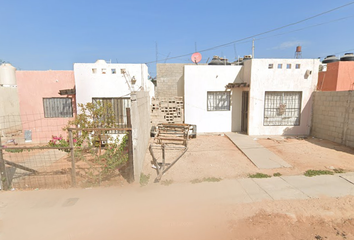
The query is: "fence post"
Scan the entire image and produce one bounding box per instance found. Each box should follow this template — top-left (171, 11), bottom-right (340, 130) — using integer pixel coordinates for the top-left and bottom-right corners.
top-left (69, 130), bottom-right (77, 187)
top-left (0, 136), bottom-right (9, 190)
top-left (126, 108), bottom-right (134, 183)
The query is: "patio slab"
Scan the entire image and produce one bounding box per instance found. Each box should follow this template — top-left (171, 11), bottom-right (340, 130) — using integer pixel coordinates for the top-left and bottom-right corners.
top-left (225, 132), bottom-right (291, 169)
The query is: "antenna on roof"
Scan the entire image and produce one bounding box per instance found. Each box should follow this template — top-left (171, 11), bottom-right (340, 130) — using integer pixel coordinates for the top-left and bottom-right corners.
top-left (191, 52), bottom-right (202, 65)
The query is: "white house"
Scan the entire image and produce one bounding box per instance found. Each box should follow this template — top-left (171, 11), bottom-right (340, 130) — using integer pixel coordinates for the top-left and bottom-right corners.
top-left (74, 60), bottom-right (154, 125)
top-left (184, 58), bottom-right (320, 136)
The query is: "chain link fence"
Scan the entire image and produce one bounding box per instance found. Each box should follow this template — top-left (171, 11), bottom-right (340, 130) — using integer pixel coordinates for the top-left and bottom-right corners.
top-left (0, 112), bottom-right (133, 191)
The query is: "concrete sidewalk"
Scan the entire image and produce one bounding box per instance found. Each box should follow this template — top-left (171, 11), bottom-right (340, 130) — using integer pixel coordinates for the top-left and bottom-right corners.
top-left (225, 132), bottom-right (291, 169)
top-left (1, 173), bottom-right (354, 240)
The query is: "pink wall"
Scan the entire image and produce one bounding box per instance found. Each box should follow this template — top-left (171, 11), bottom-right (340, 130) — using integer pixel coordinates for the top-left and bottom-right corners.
top-left (16, 71), bottom-right (75, 143)
top-left (318, 61), bottom-right (354, 91)
top-left (336, 62), bottom-right (354, 91)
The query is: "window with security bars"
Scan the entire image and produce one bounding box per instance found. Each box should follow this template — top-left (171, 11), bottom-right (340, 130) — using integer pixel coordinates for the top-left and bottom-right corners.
top-left (92, 98), bottom-right (131, 128)
top-left (207, 91), bottom-right (230, 111)
top-left (43, 98), bottom-right (73, 118)
top-left (264, 92), bottom-right (302, 126)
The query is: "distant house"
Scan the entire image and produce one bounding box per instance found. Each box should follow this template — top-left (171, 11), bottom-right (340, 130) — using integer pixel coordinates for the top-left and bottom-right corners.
top-left (184, 58), bottom-right (320, 136)
top-left (74, 60), bottom-right (154, 126)
top-left (16, 70), bottom-right (75, 143)
top-left (317, 54), bottom-right (354, 91)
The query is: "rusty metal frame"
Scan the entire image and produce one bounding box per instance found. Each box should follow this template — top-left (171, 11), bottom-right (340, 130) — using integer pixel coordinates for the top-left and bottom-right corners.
top-left (149, 123), bottom-right (191, 182)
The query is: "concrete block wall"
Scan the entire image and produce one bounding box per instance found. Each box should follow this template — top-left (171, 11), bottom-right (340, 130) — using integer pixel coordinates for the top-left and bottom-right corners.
top-left (156, 63), bottom-right (205, 98)
top-left (151, 97), bottom-right (184, 125)
top-left (311, 91), bottom-right (354, 148)
top-left (131, 91), bottom-right (151, 181)
top-left (156, 63), bottom-right (185, 98)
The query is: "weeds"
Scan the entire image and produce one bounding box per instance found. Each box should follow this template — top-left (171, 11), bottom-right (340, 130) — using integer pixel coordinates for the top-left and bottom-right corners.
top-left (304, 170), bottom-right (334, 177)
top-left (140, 173), bottom-right (150, 186)
top-left (160, 179), bottom-right (173, 186)
top-left (190, 178), bottom-right (203, 184)
top-left (5, 148), bottom-right (24, 153)
top-left (248, 173), bottom-right (271, 178)
top-left (190, 177), bottom-right (222, 184)
top-left (273, 172), bottom-right (282, 177)
top-left (333, 168), bottom-right (345, 174)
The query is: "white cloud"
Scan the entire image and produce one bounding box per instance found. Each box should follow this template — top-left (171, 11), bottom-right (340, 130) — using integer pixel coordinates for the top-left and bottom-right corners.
top-left (271, 41), bottom-right (309, 50)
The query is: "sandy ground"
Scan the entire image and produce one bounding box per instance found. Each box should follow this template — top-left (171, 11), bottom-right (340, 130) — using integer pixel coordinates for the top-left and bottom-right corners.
top-left (2, 183), bottom-right (354, 240)
top-left (226, 196), bottom-right (354, 239)
top-left (142, 134), bottom-right (258, 183)
top-left (138, 135), bottom-right (354, 239)
top-left (142, 134), bottom-right (354, 183)
top-left (2, 135), bottom-right (354, 239)
top-left (257, 136), bottom-right (354, 176)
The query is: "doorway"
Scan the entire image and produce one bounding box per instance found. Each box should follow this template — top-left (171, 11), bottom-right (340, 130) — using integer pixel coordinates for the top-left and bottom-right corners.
top-left (241, 91), bottom-right (249, 133)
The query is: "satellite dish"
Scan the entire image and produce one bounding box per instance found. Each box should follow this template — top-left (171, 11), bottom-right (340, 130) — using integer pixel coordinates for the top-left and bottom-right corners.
top-left (191, 52), bottom-right (202, 64)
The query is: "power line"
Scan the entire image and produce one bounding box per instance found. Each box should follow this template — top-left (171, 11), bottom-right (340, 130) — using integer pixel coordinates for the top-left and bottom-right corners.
top-left (145, 1), bottom-right (354, 64)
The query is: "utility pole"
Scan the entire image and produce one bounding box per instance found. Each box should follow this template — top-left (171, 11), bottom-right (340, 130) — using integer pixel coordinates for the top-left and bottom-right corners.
top-left (252, 39), bottom-right (255, 58)
top-left (155, 42), bottom-right (158, 63)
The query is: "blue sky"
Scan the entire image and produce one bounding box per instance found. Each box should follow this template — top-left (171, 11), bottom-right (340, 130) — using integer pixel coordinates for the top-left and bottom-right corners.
top-left (1, 0), bottom-right (354, 77)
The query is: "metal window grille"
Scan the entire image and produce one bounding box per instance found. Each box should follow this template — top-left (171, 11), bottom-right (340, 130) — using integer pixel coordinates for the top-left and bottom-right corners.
top-left (92, 98), bottom-right (131, 132)
top-left (43, 98), bottom-right (73, 118)
top-left (264, 91), bottom-right (302, 126)
top-left (207, 91), bottom-right (230, 111)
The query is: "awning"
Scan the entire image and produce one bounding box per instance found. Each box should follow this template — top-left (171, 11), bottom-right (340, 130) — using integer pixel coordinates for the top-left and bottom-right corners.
top-left (225, 82), bottom-right (250, 89)
top-left (58, 88), bottom-right (76, 95)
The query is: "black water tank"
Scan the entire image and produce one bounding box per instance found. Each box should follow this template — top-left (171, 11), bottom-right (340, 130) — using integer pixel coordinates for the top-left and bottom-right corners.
top-left (340, 53), bottom-right (354, 61)
top-left (322, 55), bottom-right (340, 64)
top-left (220, 58), bottom-right (231, 65)
top-left (208, 56), bottom-right (224, 65)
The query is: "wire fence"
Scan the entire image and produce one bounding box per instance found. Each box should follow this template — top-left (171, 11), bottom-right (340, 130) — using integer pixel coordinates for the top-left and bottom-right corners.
top-left (0, 112), bottom-right (133, 191)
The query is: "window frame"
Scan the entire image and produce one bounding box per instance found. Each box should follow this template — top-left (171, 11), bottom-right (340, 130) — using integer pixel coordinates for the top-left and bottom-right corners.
top-left (286, 64), bottom-right (292, 69)
top-left (277, 64), bottom-right (282, 69)
top-left (92, 97), bottom-right (131, 127)
top-left (207, 91), bottom-right (231, 111)
top-left (43, 97), bottom-right (73, 118)
top-left (263, 91), bottom-right (302, 126)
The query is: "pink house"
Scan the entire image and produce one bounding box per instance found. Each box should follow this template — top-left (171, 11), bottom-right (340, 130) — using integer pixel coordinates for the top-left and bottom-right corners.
top-left (16, 71), bottom-right (76, 143)
top-left (318, 61), bottom-right (354, 91)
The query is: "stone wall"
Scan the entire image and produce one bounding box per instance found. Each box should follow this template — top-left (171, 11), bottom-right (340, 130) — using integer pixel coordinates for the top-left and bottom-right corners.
top-left (311, 91), bottom-right (354, 148)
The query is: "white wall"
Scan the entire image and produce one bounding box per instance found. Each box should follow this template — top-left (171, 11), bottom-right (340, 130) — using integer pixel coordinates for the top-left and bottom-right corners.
top-left (74, 60), bottom-right (151, 106)
top-left (184, 65), bottom-right (243, 133)
top-left (131, 91), bottom-right (151, 181)
top-left (245, 59), bottom-right (319, 136)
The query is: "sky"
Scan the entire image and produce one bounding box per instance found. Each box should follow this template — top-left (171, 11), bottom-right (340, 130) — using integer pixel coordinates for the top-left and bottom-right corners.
top-left (1, 0), bottom-right (354, 77)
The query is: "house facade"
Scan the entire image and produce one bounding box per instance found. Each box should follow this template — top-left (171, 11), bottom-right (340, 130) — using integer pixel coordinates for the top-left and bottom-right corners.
top-left (184, 58), bottom-right (320, 136)
top-left (74, 60), bottom-right (154, 126)
top-left (16, 70), bottom-right (76, 142)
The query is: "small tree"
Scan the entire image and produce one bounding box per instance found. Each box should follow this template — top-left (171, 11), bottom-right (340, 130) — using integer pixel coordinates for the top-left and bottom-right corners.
top-left (62, 101), bottom-right (129, 185)
top-left (64, 101), bottom-right (118, 146)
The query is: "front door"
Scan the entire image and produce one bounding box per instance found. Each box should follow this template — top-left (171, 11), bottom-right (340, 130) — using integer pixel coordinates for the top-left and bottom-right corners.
top-left (241, 91), bottom-right (249, 133)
